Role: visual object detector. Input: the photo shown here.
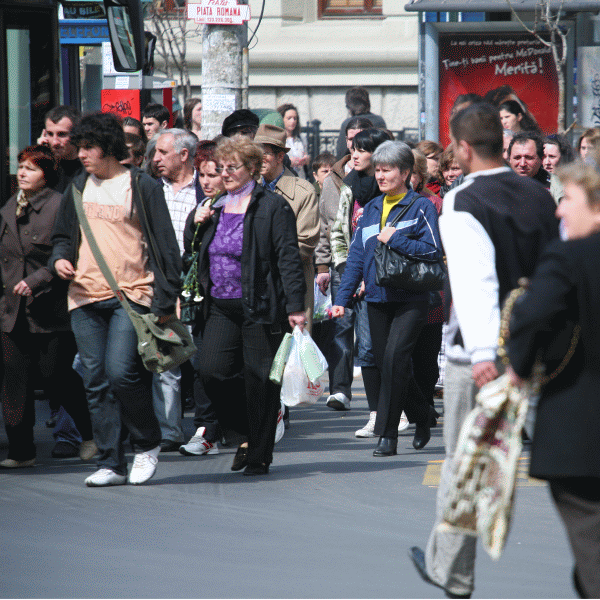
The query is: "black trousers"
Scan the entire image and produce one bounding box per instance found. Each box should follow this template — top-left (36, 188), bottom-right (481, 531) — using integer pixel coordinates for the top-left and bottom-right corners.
top-left (1, 316), bottom-right (92, 460)
top-left (412, 322), bottom-right (443, 408)
top-left (191, 330), bottom-right (220, 442)
top-left (199, 299), bottom-right (284, 466)
top-left (550, 478), bottom-right (600, 599)
top-left (367, 301), bottom-right (429, 438)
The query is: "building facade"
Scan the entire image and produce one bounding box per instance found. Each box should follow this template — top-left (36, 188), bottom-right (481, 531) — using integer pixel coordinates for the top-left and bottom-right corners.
top-left (180, 0), bottom-right (420, 133)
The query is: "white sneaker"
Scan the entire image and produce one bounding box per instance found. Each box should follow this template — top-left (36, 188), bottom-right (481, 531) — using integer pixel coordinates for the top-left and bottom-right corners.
top-left (398, 412), bottom-right (410, 433)
top-left (85, 468), bottom-right (127, 487)
top-left (355, 411), bottom-right (377, 438)
top-left (326, 392), bottom-right (351, 411)
top-left (128, 446), bottom-right (160, 485)
top-left (179, 427), bottom-right (219, 456)
top-left (275, 403), bottom-right (285, 444)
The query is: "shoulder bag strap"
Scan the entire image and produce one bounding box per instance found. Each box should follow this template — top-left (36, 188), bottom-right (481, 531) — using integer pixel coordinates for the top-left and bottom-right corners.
top-left (386, 195), bottom-right (419, 228)
top-left (72, 185), bottom-right (137, 317)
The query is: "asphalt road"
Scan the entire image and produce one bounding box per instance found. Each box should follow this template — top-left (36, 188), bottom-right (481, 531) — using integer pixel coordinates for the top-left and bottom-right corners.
top-left (0, 380), bottom-right (574, 599)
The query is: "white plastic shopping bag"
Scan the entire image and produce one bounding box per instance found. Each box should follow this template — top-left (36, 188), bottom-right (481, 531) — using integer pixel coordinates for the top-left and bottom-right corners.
top-left (313, 278), bottom-right (332, 322)
top-left (280, 326), bottom-right (328, 407)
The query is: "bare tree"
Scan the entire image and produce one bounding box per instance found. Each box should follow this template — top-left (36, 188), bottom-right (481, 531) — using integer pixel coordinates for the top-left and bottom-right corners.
top-left (506, 0), bottom-right (569, 132)
top-left (146, 0), bottom-right (200, 102)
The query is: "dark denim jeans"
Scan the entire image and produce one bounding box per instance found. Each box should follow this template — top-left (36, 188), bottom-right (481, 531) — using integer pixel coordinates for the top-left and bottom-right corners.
top-left (329, 268), bottom-right (355, 399)
top-left (70, 297), bottom-right (161, 475)
top-left (329, 269), bottom-right (375, 398)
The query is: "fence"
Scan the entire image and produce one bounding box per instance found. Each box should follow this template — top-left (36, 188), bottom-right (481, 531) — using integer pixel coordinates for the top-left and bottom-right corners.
top-left (302, 119), bottom-right (420, 168)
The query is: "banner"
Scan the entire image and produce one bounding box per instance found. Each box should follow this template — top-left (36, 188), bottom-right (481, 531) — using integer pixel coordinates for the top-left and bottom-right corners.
top-left (438, 32), bottom-right (559, 146)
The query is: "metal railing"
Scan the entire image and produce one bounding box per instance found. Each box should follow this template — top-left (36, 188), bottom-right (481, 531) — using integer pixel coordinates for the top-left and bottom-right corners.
top-left (302, 119), bottom-right (420, 167)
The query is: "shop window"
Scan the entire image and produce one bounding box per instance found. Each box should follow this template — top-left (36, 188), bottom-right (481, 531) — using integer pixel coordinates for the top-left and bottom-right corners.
top-left (319, 0), bottom-right (383, 17)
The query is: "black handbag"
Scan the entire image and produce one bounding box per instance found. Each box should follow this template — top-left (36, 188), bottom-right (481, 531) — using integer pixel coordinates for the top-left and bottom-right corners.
top-left (373, 196), bottom-right (446, 293)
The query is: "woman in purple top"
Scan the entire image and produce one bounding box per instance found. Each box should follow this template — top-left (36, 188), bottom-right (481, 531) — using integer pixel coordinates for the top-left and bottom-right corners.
top-left (184, 135), bottom-right (306, 476)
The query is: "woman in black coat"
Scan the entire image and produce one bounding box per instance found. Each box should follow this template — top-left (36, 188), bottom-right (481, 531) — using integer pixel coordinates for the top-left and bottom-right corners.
top-left (508, 160), bottom-right (600, 599)
top-left (0, 146), bottom-right (94, 468)
top-left (185, 135), bottom-right (306, 476)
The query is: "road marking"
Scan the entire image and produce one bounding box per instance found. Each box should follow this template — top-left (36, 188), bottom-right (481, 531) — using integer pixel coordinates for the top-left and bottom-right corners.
top-left (423, 456), bottom-right (546, 487)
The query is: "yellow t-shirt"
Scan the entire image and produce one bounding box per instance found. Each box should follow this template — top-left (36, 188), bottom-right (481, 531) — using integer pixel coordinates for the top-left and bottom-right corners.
top-left (381, 193), bottom-right (406, 230)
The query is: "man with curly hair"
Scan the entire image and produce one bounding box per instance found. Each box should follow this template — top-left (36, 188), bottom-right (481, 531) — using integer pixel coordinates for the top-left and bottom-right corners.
top-left (50, 112), bottom-right (182, 487)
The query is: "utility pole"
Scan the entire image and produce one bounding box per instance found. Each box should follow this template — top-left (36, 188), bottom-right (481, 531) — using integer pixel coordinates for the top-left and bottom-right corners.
top-left (200, 0), bottom-right (249, 139)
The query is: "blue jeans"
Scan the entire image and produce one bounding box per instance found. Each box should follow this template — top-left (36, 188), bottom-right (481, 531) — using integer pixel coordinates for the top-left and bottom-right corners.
top-left (329, 269), bottom-right (375, 398)
top-left (70, 298), bottom-right (161, 475)
top-left (354, 298), bottom-right (375, 367)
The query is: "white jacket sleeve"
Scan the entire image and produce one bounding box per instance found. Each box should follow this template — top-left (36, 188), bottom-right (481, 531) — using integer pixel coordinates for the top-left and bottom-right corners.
top-left (439, 210), bottom-right (500, 365)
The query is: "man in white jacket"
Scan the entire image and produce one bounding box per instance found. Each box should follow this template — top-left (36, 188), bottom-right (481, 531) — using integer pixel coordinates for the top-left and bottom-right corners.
top-left (408, 103), bottom-right (558, 598)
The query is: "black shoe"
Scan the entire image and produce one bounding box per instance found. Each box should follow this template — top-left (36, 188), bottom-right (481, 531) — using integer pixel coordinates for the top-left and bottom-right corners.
top-left (408, 546), bottom-right (471, 599)
top-left (160, 439), bottom-right (181, 452)
top-left (243, 463), bottom-right (269, 476)
top-left (231, 445), bottom-right (249, 471)
top-left (373, 436), bottom-right (397, 457)
top-left (51, 442), bottom-right (79, 458)
top-left (413, 406), bottom-right (436, 450)
top-left (573, 567), bottom-right (585, 599)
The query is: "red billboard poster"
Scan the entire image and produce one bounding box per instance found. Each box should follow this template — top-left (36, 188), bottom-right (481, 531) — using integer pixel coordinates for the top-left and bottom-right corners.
top-left (438, 32), bottom-right (559, 147)
top-left (101, 89), bottom-right (141, 120)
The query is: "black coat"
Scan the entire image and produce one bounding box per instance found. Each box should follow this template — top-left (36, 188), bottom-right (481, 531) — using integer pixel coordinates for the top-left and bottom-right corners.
top-left (50, 166), bottom-right (182, 316)
top-left (183, 184), bottom-right (306, 326)
top-left (508, 235), bottom-right (600, 480)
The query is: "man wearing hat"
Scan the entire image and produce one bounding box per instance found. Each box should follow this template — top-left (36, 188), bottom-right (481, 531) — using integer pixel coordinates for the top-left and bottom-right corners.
top-left (255, 124), bottom-right (320, 332)
top-left (221, 109), bottom-right (260, 138)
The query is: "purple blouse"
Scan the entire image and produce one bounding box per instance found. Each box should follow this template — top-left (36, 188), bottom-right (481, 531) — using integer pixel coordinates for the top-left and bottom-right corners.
top-left (209, 212), bottom-right (244, 299)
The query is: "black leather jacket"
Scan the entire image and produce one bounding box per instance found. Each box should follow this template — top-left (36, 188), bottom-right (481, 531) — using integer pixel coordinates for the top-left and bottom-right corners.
top-left (184, 183), bottom-right (306, 326)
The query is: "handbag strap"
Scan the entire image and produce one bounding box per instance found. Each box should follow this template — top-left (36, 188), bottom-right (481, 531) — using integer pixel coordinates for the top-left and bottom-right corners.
top-left (72, 184), bottom-right (137, 318)
top-left (385, 195), bottom-right (419, 228)
top-left (497, 279), bottom-right (581, 386)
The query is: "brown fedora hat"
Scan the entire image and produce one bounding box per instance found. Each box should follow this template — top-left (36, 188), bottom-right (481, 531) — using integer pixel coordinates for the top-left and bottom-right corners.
top-left (254, 124), bottom-right (289, 152)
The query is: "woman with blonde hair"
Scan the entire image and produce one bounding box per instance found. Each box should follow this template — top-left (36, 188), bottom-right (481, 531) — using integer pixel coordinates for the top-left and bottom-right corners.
top-left (187, 135), bottom-right (306, 475)
top-left (577, 127), bottom-right (600, 161)
top-left (508, 155), bottom-right (600, 598)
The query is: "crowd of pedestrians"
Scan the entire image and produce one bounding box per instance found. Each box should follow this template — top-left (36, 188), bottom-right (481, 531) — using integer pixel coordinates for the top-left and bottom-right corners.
top-left (1, 86), bottom-right (599, 597)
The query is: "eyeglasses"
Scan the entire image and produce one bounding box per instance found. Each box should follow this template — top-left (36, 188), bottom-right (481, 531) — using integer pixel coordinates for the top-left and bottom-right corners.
top-left (215, 164), bottom-right (244, 174)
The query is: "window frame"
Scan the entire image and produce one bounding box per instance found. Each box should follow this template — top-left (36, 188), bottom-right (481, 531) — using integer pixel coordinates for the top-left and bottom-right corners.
top-left (318, 0), bottom-right (383, 18)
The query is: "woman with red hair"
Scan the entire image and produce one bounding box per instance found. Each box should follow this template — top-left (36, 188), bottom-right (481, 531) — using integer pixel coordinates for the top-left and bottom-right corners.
top-left (0, 145), bottom-right (94, 468)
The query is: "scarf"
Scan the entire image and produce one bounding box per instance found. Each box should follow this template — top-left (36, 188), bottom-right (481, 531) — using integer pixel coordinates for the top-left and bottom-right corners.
top-left (342, 169), bottom-right (380, 207)
top-left (15, 189), bottom-right (29, 218)
top-left (224, 179), bottom-right (255, 204)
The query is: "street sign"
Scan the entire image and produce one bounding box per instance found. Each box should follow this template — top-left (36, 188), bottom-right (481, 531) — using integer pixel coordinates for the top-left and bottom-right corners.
top-left (187, 0), bottom-right (251, 25)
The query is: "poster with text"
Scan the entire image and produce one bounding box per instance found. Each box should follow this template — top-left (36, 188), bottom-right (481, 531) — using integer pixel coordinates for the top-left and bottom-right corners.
top-left (438, 32), bottom-right (558, 147)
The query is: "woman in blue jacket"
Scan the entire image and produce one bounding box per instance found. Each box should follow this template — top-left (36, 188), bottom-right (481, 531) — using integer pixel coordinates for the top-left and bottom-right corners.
top-left (332, 141), bottom-right (441, 456)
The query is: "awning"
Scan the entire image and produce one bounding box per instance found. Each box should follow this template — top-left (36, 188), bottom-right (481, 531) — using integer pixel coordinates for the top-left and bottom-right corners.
top-left (404, 0), bottom-right (600, 11)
